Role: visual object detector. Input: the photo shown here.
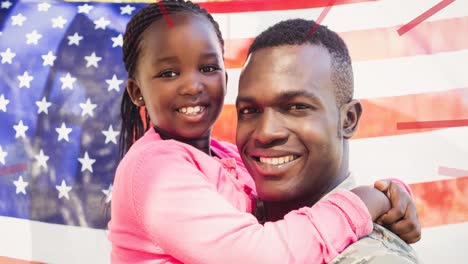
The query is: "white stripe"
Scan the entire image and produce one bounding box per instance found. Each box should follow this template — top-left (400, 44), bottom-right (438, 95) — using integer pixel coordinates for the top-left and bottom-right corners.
top-left (353, 49), bottom-right (468, 99)
top-left (412, 222), bottom-right (468, 264)
top-left (349, 126), bottom-right (468, 185)
top-left (0, 216), bottom-right (110, 264)
top-left (224, 49), bottom-right (468, 104)
top-left (215, 0), bottom-right (468, 39)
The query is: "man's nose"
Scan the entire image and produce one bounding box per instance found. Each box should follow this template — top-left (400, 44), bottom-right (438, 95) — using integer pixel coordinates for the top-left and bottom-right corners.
top-left (253, 109), bottom-right (288, 147)
top-left (178, 72), bottom-right (203, 96)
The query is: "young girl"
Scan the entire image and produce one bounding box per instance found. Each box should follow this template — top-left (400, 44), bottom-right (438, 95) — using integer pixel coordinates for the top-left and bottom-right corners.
top-left (109, 1), bottom-right (418, 263)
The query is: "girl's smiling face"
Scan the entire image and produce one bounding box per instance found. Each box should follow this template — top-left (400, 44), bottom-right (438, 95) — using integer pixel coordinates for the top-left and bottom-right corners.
top-left (127, 11), bottom-right (226, 140)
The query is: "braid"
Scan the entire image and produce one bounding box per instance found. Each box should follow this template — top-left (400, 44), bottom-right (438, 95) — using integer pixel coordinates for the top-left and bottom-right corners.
top-left (119, 0), bottom-right (224, 158)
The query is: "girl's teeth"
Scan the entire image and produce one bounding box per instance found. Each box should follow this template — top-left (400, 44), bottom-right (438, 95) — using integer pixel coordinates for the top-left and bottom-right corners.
top-left (259, 155), bottom-right (296, 165)
top-left (178, 106), bottom-right (204, 115)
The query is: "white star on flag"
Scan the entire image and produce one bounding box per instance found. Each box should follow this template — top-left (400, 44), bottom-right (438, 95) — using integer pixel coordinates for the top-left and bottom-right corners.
top-left (11, 13), bottom-right (26, 26)
top-left (1, 48), bottom-right (16, 64)
top-left (36, 96), bottom-right (52, 114)
top-left (120, 4), bottom-right (135, 15)
top-left (102, 125), bottom-right (120, 144)
top-left (84, 52), bottom-right (101, 68)
top-left (56, 122), bottom-right (72, 142)
top-left (51, 16), bottom-right (67, 28)
top-left (60, 73), bottom-right (76, 90)
top-left (26, 30), bottom-right (42, 45)
top-left (111, 34), bottom-right (123, 48)
top-left (78, 151), bottom-right (96, 173)
top-left (78, 3), bottom-right (93, 14)
top-left (13, 120), bottom-right (28, 139)
top-left (0, 94), bottom-right (9, 112)
top-left (102, 184), bottom-right (112, 203)
top-left (37, 2), bottom-right (51, 12)
top-left (67, 32), bottom-right (83, 46)
top-left (79, 98), bottom-right (97, 117)
top-left (56, 180), bottom-right (72, 200)
top-left (18, 71), bottom-right (33, 88)
top-left (106, 74), bottom-right (123, 92)
top-left (0, 145), bottom-right (7, 165)
top-left (34, 149), bottom-right (49, 170)
top-left (94, 17), bottom-right (110, 30)
top-left (41, 51), bottom-right (56, 66)
top-left (1, 1), bottom-right (12, 9)
top-left (13, 176), bottom-right (28, 195)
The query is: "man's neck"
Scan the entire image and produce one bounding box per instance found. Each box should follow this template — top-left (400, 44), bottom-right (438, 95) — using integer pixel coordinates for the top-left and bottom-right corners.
top-left (263, 170), bottom-right (351, 222)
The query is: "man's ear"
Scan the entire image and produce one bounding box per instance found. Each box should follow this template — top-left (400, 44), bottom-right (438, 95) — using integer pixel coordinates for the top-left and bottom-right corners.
top-left (126, 78), bottom-right (145, 106)
top-left (225, 71), bottom-right (229, 93)
top-left (340, 99), bottom-right (362, 139)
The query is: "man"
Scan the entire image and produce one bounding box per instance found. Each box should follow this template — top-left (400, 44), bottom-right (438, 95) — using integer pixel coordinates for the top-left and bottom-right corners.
top-left (236, 19), bottom-right (421, 263)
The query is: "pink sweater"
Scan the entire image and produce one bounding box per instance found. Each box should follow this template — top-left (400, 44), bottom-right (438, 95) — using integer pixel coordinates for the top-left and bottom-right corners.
top-left (108, 129), bottom-right (373, 263)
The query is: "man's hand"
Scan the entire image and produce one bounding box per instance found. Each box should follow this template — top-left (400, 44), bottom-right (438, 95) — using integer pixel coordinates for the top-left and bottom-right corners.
top-left (374, 180), bottom-right (422, 244)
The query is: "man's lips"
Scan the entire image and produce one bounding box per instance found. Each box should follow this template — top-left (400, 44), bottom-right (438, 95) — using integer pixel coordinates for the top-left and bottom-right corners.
top-left (245, 150), bottom-right (302, 176)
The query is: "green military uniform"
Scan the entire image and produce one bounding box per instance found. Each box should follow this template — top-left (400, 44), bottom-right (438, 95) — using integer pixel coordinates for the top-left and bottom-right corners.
top-left (323, 175), bottom-right (422, 264)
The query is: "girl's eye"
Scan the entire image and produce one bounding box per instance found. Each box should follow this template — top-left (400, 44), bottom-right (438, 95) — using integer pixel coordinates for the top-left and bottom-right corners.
top-left (200, 65), bottom-right (219, 73)
top-left (158, 71), bottom-right (178, 78)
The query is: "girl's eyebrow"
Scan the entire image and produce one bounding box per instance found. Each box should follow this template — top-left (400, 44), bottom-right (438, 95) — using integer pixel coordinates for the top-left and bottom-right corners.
top-left (200, 52), bottom-right (222, 60)
top-left (154, 56), bottom-right (179, 64)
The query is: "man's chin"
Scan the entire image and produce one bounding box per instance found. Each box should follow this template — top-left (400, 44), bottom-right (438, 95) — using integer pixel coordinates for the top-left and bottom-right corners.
top-left (256, 186), bottom-right (294, 202)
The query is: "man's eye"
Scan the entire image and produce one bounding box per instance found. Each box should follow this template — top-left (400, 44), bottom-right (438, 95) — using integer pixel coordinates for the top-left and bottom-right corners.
top-left (289, 104), bottom-right (309, 110)
top-left (158, 71), bottom-right (178, 78)
top-left (200, 65), bottom-right (219, 73)
top-left (239, 107), bottom-right (257, 115)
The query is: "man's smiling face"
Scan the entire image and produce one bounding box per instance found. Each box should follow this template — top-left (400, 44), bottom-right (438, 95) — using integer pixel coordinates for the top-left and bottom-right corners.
top-left (236, 44), bottom-right (346, 202)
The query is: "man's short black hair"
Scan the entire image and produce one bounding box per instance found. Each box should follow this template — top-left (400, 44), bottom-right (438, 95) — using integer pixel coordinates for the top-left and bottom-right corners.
top-left (248, 19), bottom-right (353, 107)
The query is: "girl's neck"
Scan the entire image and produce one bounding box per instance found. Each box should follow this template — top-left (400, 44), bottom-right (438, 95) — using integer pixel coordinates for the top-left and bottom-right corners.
top-left (153, 126), bottom-right (212, 156)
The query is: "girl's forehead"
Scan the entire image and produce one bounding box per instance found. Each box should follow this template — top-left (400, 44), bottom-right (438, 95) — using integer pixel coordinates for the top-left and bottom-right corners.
top-left (139, 12), bottom-right (222, 56)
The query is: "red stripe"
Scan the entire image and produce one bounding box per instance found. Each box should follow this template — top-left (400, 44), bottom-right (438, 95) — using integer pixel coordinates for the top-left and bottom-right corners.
top-left (224, 16), bottom-right (468, 68)
top-left (0, 163), bottom-right (28, 176)
top-left (397, 0), bottom-right (456, 35)
top-left (198, 0), bottom-right (375, 14)
top-left (212, 88), bottom-right (468, 142)
top-left (0, 257), bottom-right (44, 264)
top-left (397, 119), bottom-right (468, 130)
top-left (410, 176), bottom-right (468, 228)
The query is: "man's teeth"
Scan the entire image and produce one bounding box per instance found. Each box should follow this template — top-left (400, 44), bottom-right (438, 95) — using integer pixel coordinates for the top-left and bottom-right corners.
top-left (178, 106), bottom-right (205, 115)
top-left (259, 155), bottom-right (296, 165)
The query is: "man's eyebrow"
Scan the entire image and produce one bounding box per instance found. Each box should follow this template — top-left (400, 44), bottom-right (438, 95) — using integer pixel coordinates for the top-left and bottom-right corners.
top-left (236, 90), bottom-right (322, 106)
top-left (276, 90), bottom-right (320, 101)
top-left (236, 96), bottom-right (256, 106)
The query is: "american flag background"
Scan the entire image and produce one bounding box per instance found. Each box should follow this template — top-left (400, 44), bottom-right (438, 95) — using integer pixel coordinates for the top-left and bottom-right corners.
top-left (0, 0), bottom-right (467, 263)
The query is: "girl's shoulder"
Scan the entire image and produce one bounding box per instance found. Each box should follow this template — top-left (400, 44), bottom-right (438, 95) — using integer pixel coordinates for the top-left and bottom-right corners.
top-left (124, 129), bottom-right (197, 164)
top-left (210, 138), bottom-right (241, 160)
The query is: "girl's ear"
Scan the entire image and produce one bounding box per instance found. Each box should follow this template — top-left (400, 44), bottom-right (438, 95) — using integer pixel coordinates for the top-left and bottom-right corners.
top-left (126, 79), bottom-right (145, 106)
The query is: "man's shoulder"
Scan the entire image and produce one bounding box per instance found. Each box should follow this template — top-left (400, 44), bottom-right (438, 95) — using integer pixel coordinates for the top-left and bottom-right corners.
top-left (329, 224), bottom-right (421, 264)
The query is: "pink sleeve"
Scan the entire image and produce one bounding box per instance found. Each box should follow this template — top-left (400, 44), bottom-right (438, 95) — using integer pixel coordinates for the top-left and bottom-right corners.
top-left (131, 146), bottom-right (373, 264)
top-left (388, 178), bottom-right (414, 198)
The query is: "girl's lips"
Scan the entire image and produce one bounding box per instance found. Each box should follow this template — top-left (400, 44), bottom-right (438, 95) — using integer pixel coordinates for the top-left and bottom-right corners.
top-left (175, 105), bottom-right (208, 123)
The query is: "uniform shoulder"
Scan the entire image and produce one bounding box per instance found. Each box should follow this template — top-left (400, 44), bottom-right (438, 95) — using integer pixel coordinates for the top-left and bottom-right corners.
top-left (329, 224), bottom-right (422, 264)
